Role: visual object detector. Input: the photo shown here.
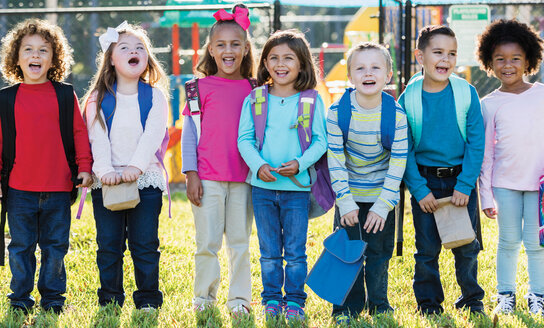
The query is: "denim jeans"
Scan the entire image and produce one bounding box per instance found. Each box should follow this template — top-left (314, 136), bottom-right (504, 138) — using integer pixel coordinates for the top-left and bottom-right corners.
top-left (252, 186), bottom-right (310, 307)
top-left (7, 188), bottom-right (71, 309)
top-left (91, 187), bottom-right (163, 309)
top-left (411, 173), bottom-right (484, 314)
top-left (331, 203), bottom-right (395, 317)
top-left (493, 188), bottom-right (544, 295)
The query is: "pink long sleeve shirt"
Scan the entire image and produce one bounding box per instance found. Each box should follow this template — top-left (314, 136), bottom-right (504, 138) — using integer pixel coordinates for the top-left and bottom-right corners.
top-left (479, 82), bottom-right (544, 210)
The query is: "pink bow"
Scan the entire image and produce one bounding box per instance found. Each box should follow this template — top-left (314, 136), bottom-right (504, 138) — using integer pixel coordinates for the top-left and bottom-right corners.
top-left (213, 7), bottom-right (250, 31)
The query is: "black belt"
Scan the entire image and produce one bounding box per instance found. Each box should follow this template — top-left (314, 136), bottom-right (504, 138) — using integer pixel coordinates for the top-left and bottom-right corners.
top-left (418, 165), bottom-right (462, 178)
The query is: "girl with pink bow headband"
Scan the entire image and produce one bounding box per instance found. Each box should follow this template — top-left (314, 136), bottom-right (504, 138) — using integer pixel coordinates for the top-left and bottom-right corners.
top-left (182, 2), bottom-right (257, 321)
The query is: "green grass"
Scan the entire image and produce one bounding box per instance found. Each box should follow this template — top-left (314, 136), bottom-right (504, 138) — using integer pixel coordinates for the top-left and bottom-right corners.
top-left (0, 190), bottom-right (543, 327)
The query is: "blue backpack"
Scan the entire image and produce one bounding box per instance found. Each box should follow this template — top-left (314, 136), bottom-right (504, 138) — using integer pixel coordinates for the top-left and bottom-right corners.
top-left (336, 88), bottom-right (399, 150)
top-left (77, 81), bottom-right (171, 218)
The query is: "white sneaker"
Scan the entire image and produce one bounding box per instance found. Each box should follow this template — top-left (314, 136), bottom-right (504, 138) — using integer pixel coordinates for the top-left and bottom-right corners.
top-left (492, 292), bottom-right (516, 314)
top-left (231, 304), bottom-right (250, 318)
top-left (139, 306), bottom-right (157, 313)
top-left (525, 293), bottom-right (544, 315)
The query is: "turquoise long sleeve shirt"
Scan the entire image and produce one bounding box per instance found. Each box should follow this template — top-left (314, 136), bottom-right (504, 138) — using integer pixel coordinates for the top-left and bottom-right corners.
top-left (398, 82), bottom-right (485, 202)
top-left (237, 91), bottom-right (327, 191)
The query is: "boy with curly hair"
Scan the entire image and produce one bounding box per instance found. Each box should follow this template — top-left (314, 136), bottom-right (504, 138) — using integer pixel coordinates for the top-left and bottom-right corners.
top-left (0, 18), bottom-right (92, 315)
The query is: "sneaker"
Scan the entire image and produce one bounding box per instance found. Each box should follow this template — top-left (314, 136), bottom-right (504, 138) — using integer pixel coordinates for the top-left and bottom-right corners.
top-left (264, 301), bottom-right (282, 319)
top-left (193, 302), bottom-right (210, 312)
top-left (335, 314), bottom-right (350, 325)
top-left (492, 292), bottom-right (516, 314)
top-left (284, 302), bottom-right (305, 322)
top-left (525, 293), bottom-right (544, 315)
top-left (139, 306), bottom-right (157, 313)
top-left (231, 304), bottom-right (250, 319)
top-left (10, 304), bottom-right (31, 316)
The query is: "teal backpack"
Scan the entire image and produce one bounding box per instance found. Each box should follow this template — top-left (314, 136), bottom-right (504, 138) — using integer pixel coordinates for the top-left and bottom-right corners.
top-left (403, 72), bottom-right (472, 148)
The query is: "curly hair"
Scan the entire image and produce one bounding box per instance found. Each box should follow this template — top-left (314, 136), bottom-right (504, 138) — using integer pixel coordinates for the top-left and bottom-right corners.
top-left (476, 19), bottom-right (543, 75)
top-left (257, 29), bottom-right (318, 91)
top-left (82, 23), bottom-right (169, 130)
top-left (0, 18), bottom-right (73, 84)
top-left (196, 4), bottom-right (255, 78)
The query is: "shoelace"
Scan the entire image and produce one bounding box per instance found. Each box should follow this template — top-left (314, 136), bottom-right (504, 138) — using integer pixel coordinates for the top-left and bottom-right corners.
top-left (492, 294), bottom-right (515, 311)
top-left (525, 293), bottom-right (544, 314)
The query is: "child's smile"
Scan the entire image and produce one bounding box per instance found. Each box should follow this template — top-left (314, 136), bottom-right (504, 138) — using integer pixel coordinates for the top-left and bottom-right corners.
top-left (348, 48), bottom-right (392, 107)
top-left (208, 25), bottom-right (248, 80)
top-left (491, 42), bottom-right (530, 93)
top-left (416, 34), bottom-right (457, 91)
top-left (111, 33), bottom-right (149, 81)
top-left (17, 34), bottom-right (53, 84)
top-left (264, 43), bottom-right (301, 95)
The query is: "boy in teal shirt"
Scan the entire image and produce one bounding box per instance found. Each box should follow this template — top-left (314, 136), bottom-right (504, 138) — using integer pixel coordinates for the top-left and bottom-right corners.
top-left (398, 25), bottom-right (485, 315)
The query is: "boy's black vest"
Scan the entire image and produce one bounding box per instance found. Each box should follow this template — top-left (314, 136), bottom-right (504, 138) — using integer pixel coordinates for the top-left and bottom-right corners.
top-left (0, 81), bottom-right (78, 266)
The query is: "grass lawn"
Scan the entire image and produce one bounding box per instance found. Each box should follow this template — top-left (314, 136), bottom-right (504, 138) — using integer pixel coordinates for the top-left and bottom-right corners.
top-left (0, 191), bottom-right (542, 327)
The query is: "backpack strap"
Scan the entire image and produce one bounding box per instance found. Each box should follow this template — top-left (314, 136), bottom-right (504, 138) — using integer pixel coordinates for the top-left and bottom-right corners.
top-left (337, 88), bottom-right (397, 151)
top-left (0, 84), bottom-right (19, 266)
top-left (289, 89), bottom-right (319, 189)
top-left (449, 74), bottom-right (471, 143)
top-left (250, 85), bottom-right (269, 151)
top-left (184, 79), bottom-right (202, 144)
top-left (297, 89), bottom-right (318, 152)
top-left (337, 88), bottom-right (353, 145)
top-left (380, 91), bottom-right (398, 151)
top-left (52, 82), bottom-right (79, 204)
top-left (248, 78), bottom-right (258, 89)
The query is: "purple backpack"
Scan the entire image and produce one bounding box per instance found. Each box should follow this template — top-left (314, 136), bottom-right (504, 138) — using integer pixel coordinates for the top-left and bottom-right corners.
top-left (250, 85), bottom-right (335, 218)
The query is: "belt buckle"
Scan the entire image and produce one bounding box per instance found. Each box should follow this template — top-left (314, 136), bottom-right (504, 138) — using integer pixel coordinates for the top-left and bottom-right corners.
top-left (436, 167), bottom-right (451, 178)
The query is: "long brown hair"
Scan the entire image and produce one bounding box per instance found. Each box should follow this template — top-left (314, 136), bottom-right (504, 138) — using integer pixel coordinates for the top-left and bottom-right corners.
top-left (257, 29), bottom-right (318, 91)
top-left (82, 23), bottom-right (169, 130)
top-left (195, 4), bottom-right (254, 78)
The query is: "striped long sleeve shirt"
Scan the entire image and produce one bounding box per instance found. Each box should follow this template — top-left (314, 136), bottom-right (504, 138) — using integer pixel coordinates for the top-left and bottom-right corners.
top-left (327, 90), bottom-right (408, 219)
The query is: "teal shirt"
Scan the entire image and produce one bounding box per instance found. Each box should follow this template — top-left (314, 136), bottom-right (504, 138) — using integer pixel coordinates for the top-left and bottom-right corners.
top-left (398, 82), bottom-right (484, 201)
top-left (237, 91), bottom-right (327, 191)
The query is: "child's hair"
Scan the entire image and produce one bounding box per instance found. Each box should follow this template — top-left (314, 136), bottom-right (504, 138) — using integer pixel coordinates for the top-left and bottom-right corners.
top-left (196, 3), bottom-right (254, 78)
top-left (0, 18), bottom-right (73, 84)
top-left (83, 23), bottom-right (169, 130)
top-left (476, 19), bottom-right (544, 76)
top-left (257, 29), bottom-right (318, 91)
top-left (416, 25), bottom-right (456, 50)
top-left (346, 42), bottom-right (393, 74)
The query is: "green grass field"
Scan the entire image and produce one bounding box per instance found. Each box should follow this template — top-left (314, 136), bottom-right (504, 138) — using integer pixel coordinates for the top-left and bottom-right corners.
top-left (0, 191), bottom-right (542, 327)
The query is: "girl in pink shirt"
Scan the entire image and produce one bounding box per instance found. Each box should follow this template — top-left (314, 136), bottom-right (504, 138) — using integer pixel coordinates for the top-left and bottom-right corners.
top-left (477, 19), bottom-right (544, 315)
top-left (181, 4), bottom-right (255, 319)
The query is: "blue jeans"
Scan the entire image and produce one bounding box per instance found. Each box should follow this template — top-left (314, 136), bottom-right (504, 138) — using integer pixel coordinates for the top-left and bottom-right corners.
top-left (493, 188), bottom-right (544, 295)
top-left (91, 187), bottom-right (163, 309)
top-left (7, 188), bottom-right (71, 309)
top-left (332, 203), bottom-right (395, 317)
top-left (252, 186), bottom-right (310, 307)
top-left (411, 172), bottom-right (484, 314)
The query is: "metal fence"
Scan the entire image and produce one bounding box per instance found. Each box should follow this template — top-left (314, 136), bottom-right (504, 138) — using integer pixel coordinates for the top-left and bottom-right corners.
top-left (1, 1), bottom-right (543, 99)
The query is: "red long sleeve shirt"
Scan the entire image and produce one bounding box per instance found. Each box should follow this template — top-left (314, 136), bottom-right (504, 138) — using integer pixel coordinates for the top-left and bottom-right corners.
top-left (0, 81), bottom-right (92, 192)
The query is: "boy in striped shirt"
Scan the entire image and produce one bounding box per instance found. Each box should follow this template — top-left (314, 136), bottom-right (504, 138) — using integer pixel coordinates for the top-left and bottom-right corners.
top-left (326, 42), bottom-right (408, 322)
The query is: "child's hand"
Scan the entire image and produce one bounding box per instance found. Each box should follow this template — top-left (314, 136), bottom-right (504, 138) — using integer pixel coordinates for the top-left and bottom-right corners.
top-left (121, 166), bottom-right (142, 183)
top-left (483, 208), bottom-right (497, 219)
top-left (451, 190), bottom-right (469, 207)
top-left (101, 172), bottom-right (122, 185)
top-left (364, 211), bottom-right (385, 234)
top-left (186, 171), bottom-right (203, 207)
top-left (419, 192), bottom-right (438, 213)
top-left (340, 209), bottom-right (359, 227)
top-left (258, 164), bottom-right (277, 182)
top-left (276, 160), bottom-right (299, 177)
top-left (77, 172), bottom-right (93, 188)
